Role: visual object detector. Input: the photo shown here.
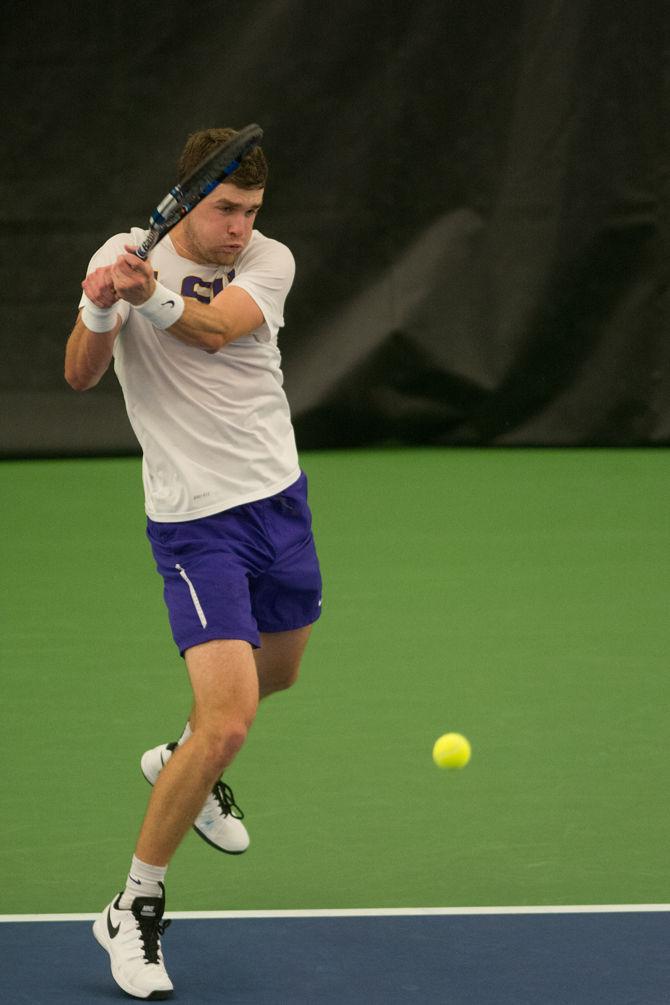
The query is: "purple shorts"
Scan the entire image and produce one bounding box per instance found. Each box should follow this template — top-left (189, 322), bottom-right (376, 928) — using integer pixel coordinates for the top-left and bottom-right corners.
top-left (146, 472), bottom-right (322, 655)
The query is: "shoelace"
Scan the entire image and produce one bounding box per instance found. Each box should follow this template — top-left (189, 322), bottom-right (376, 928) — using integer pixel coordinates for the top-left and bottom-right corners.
top-left (138, 915), bottom-right (172, 964)
top-left (212, 780), bottom-right (244, 820)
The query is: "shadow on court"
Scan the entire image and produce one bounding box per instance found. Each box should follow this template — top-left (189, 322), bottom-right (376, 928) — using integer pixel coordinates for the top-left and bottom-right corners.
top-left (1, 912), bottom-right (669, 1003)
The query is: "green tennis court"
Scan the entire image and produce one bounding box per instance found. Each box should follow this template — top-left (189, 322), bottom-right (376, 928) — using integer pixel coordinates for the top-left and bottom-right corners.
top-left (2, 447), bottom-right (669, 916)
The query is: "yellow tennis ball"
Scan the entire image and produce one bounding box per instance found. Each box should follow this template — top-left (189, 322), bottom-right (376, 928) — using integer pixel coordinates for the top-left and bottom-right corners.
top-left (432, 732), bottom-right (471, 769)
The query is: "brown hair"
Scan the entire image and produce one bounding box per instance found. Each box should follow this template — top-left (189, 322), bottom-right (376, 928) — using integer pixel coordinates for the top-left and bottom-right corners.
top-left (177, 127), bottom-right (268, 188)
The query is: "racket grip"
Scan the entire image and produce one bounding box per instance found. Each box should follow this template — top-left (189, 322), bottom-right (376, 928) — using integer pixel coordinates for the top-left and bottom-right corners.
top-left (135, 230), bottom-right (159, 261)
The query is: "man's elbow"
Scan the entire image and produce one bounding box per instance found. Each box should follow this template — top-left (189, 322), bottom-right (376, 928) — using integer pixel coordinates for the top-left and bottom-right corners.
top-left (195, 308), bottom-right (236, 354)
top-left (64, 365), bottom-right (98, 392)
top-left (203, 329), bottom-right (230, 354)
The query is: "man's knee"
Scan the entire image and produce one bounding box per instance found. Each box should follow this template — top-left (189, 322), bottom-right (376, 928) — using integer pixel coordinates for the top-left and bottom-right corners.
top-left (260, 661), bottom-right (300, 698)
top-left (274, 659), bottom-right (301, 691)
top-left (256, 626), bottom-right (312, 699)
top-left (194, 719), bottom-right (252, 777)
top-left (185, 638), bottom-right (260, 774)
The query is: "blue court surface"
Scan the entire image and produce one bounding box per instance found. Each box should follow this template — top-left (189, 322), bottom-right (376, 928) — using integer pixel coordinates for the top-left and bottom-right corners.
top-left (1, 908), bottom-right (669, 1004)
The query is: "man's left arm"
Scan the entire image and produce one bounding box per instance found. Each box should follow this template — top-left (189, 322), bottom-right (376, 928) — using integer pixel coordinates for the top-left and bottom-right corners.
top-left (110, 245), bottom-right (264, 353)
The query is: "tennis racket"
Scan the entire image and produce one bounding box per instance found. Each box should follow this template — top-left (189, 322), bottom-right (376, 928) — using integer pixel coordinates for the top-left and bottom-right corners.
top-left (134, 123), bottom-right (264, 261)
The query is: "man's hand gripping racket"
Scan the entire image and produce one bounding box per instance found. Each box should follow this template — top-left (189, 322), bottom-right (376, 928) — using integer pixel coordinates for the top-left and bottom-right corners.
top-left (82, 124), bottom-right (264, 331)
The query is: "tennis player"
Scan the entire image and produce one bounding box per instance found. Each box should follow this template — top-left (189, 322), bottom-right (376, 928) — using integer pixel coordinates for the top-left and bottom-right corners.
top-left (65, 128), bottom-right (322, 1000)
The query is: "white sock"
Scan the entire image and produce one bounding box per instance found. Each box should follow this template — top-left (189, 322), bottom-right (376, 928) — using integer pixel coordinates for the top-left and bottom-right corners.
top-left (118, 855), bottom-right (168, 909)
top-left (178, 721), bottom-right (193, 745)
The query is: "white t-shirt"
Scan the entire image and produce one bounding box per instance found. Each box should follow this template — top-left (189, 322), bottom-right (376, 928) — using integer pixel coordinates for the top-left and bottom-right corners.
top-left (81, 228), bottom-right (301, 521)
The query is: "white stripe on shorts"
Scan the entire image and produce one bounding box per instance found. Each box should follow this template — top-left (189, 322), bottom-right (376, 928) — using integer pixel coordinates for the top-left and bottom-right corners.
top-left (175, 563), bottom-right (208, 629)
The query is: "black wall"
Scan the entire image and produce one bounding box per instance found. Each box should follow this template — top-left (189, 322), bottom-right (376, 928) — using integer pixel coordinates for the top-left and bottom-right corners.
top-left (3, 0), bottom-right (669, 455)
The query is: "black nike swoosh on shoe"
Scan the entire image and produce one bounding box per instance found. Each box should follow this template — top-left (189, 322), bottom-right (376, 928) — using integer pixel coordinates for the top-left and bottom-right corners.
top-left (161, 300), bottom-right (175, 308)
top-left (107, 908), bottom-right (121, 939)
top-left (160, 742), bottom-right (178, 767)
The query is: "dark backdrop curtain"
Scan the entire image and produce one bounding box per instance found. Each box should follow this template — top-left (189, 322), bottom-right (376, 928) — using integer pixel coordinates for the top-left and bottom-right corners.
top-left (2, 0), bottom-right (668, 455)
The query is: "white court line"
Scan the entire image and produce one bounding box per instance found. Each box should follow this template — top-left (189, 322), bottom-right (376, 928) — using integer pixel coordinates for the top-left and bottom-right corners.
top-left (1, 905), bottom-right (670, 923)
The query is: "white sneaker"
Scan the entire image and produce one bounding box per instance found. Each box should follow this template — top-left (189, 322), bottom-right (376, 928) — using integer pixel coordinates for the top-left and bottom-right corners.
top-left (92, 886), bottom-right (173, 1000)
top-left (140, 742), bottom-right (250, 855)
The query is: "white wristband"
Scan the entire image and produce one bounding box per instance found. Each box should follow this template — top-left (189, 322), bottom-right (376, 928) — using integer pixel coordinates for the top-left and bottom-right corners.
top-left (134, 282), bottom-right (185, 329)
top-left (81, 297), bottom-right (118, 333)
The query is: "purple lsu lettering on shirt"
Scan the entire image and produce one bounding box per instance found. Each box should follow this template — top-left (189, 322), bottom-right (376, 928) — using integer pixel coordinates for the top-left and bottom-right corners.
top-left (180, 271), bottom-right (236, 304)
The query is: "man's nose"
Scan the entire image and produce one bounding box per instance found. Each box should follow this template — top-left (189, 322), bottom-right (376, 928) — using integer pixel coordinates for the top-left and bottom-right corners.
top-left (227, 212), bottom-right (245, 234)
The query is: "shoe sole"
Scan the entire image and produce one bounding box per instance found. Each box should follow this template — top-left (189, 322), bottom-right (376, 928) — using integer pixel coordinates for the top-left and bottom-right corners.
top-left (92, 918), bottom-right (173, 1000)
top-left (193, 822), bottom-right (247, 855)
top-left (140, 755), bottom-right (248, 856)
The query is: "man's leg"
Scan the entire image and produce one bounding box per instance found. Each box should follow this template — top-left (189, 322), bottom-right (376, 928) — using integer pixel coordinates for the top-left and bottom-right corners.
top-left (179, 623), bottom-right (313, 727)
top-left (140, 624), bottom-right (316, 866)
top-left (136, 638), bottom-right (258, 865)
top-left (254, 625), bottom-right (313, 699)
top-left (94, 638), bottom-right (257, 999)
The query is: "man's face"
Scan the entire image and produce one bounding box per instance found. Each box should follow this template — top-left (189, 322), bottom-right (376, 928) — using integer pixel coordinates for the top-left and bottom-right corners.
top-left (181, 182), bottom-right (264, 266)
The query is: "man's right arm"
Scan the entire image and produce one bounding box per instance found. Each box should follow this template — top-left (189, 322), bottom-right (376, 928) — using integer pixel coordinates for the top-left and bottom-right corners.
top-left (64, 310), bottom-right (121, 391)
top-left (64, 263), bottom-right (122, 391)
